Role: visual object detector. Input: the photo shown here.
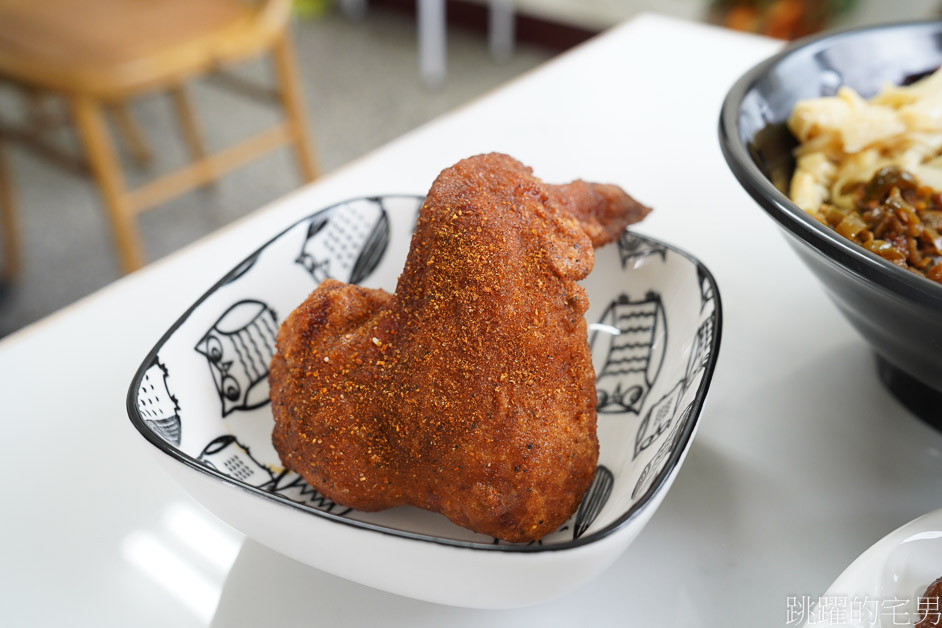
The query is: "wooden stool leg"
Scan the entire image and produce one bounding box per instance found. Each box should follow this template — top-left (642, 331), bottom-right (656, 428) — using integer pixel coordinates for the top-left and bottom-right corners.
top-left (0, 139), bottom-right (20, 282)
top-left (169, 84), bottom-right (216, 189)
top-left (109, 103), bottom-right (153, 167)
top-left (170, 85), bottom-right (209, 161)
top-left (272, 31), bottom-right (319, 182)
top-left (71, 96), bottom-right (144, 274)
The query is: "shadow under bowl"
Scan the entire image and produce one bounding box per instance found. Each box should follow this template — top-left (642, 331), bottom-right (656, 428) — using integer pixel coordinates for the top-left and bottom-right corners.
top-left (719, 19), bottom-right (942, 427)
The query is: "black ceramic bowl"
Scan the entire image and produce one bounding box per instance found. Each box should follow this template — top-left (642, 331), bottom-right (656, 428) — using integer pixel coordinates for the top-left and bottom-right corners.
top-left (719, 20), bottom-right (942, 427)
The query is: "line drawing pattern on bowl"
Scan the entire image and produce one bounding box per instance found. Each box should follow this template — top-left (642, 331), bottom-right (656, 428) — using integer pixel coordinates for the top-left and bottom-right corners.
top-left (591, 292), bottom-right (667, 416)
top-left (197, 435), bottom-right (355, 516)
top-left (128, 195), bottom-right (721, 552)
top-left (572, 466), bottom-right (614, 540)
top-left (194, 299), bottom-right (279, 417)
top-left (295, 197), bottom-right (390, 285)
top-left (617, 231), bottom-right (668, 267)
top-left (697, 265), bottom-right (716, 313)
top-left (632, 402), bottom-right (694, 501)
top-left (136, 357), bottom-right (181, 446)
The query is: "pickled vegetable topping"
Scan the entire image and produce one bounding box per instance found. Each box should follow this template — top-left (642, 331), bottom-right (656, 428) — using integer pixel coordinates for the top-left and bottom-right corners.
top-left (818, 166), bottom-right (942, 283)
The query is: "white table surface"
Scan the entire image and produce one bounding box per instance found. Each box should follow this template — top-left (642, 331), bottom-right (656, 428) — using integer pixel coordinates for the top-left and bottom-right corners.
top-left (2, 13), bottom-right (941, 627)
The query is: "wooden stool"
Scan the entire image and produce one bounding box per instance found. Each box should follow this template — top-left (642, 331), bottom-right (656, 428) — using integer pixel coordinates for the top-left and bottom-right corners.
top-left (0, 0), bottom-right (319, 274)
top-left (0, 136), bottom-right (18, 283)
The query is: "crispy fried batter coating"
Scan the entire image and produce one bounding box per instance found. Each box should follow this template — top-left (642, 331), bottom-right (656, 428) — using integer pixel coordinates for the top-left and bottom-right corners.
top-left (270, 153), bottom-right (650, 542)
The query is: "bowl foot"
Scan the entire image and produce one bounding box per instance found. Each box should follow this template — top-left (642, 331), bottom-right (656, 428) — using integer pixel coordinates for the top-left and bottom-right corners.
top-left (875, 355), bottom-right (942, 429)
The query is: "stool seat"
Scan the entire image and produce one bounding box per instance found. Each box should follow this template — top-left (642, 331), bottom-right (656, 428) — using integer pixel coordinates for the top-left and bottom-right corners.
top-left (0, 0), bottom-right (284, 97)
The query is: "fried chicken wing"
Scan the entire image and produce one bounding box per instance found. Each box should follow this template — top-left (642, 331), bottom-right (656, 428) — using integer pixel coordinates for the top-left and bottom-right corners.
top-left (270, 153), bottom-right (650, 542)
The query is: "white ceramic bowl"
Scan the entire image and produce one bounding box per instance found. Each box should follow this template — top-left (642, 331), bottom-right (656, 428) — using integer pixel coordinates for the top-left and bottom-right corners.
top-left (803, 508), bottom-right (942, 628)
top-left (127, 195), bottom-right (721, 608)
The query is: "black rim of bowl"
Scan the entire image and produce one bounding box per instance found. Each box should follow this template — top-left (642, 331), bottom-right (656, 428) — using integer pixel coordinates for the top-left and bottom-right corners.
top-left (126, 195), bottom-right (723, 553)
top-left (718, 18), bottom-right (942, 311)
